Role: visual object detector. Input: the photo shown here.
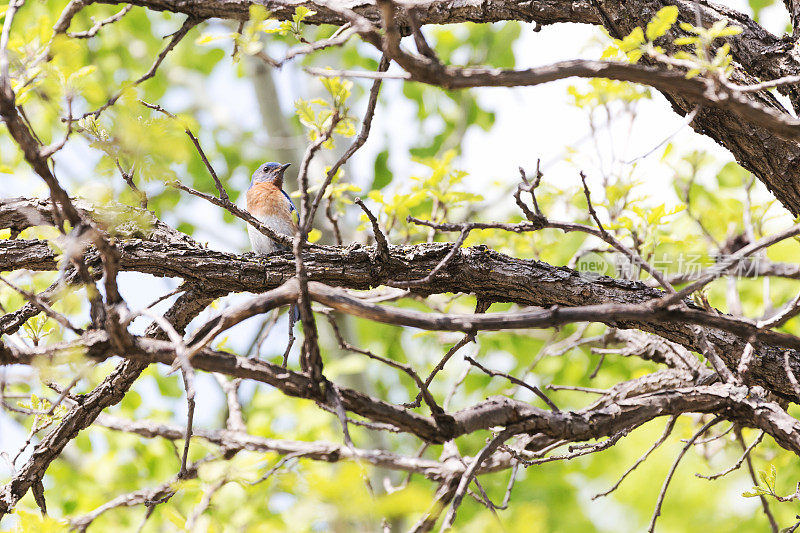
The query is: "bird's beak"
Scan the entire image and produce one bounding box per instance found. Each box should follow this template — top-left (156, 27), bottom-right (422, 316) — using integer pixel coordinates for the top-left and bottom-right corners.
top-left (280, 163), bottom-right (291, 173)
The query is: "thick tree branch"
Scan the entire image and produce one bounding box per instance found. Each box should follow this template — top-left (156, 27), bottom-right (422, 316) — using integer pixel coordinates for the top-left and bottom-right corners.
top-left (13, 330), bottom-right (799, 446)
top-left (93, 0), bottom-right (599, 28)
top-left (4, 233), bottom-right (800, 401)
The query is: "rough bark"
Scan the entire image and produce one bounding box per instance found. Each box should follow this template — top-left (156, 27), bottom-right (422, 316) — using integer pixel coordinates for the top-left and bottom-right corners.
top-left (2, 235), bottom-right (800, 402)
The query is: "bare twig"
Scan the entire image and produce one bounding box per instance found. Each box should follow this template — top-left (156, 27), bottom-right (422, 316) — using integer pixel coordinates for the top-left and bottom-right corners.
top-left (514, 163), bottom-right (544, 219)
top-left (594, 416), bottom-right (678, 499)
top-left (277, 24), bottom-right (356, 67)
top-left (648, 417), bottom-right (723, 533)
top-left (464, 355), bottom-right (559, 411)
top-left (245, 453), bottom-right (300, 486)
top-left (441, 428), bottom-right (513, 531)
top-left (736, 428), bottom-right (779, 532)
top-left (658, 223), bottom-right (800, 308)
top-left (213, 374), bottom-right (246, 433)
top-left (140, 100), bottom-right (228, 202)
top-left (79, 16), bottom-right (201, 120)
top-left (115, 159), bottom-right (147, 208)
top-left (0, 275), bottom-right (83, 334)
top-left (179, 367), bottom-right (196, 479)
top-left (303, 55), bottom-right (390, 233)
top-left (68, 5), bottom-right (133, 38)
top-left (184, 476), bottom-right (227, 530)
top-left (696, 430), bottom-right (764, 480)
top-left (325, 313), bottom-right (443, 416)
top-left (392, 227), bottom-right (469, 288)
top-left (70, 458), bottom-right (211, 531)
top-left (354, 197), bottom-right (390, 263)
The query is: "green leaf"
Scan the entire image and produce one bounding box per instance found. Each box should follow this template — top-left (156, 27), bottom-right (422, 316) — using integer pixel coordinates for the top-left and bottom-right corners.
top-left (762, 469), bottom-right (770, 489)
top-left (717, 26), bottom-right (743, 37)
top-left (618, 27), bottom-right (645, 52)
top-left (674, 36), bottom-right (697, 46)
top-left (767, 464), bottom-right (777, 490)
top-left (371, 150), bottom-right (393, 190)
top-left (293, 6), bottom-right (316, 23)
top-left (748, 0), bottom-right (774, 22)
top-left (742, 487), bottom-right (769, 498)
top-left (646, 6), bottom-right (679, 41)
top-left (295, 99), bottom-right (316, 128)
top-left (716, 161), bottom-right (748, 188)
top-left (307, 228), bottom-right (322, 243)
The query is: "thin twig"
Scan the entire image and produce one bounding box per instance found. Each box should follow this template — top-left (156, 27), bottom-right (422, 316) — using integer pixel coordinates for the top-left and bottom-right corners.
top-left (760, 289), bottom-right (800, 329)
top-left (213, 374), bottom-right (246, 433)
top-left (594, 416), bottom-right (678, 499)
top-left (277, 24), bottom-right (355, 66)
top-left (79, 16), bottom-right (201, 120)
top-left (114, 158), bottom-right (147, 208)
top-left (658, 223), bottom-right (800, 309)
top-left (441, 429), bottom-right (513, 531)
top-left (464, 355), bottom-right (559, 411)
top-left (305, 67), bottom-right (408, 80)
top-left (325, 313), bottom-right (442, 415)
top-left (303, 55), bottom-right (389, 233)
top-left (407, 301), bottom-right (489, 409)
top-left (67, 5), bottom-right (132, 38)
top-left (696, 430), bottom-right (764, 480)
top-left (245, 453), bottom-right (300, 486)
top-left (514, 163), bottom-right (543, 219)
top-left (140, 100), bottom-right (228, 202)
top-left (354, 197), bottom-right (390, 263)
top-left (0, 0), bottom-right (25, 88)
top-left (392, 227), bottom-right (469, 288)
top-left (691, 423), bottom-right (734, 445)
top-left (184, 476), bottom-right (227, 530)
top-left (737, 428), bottom-right (779, 532)
top-left (547, 384), bottom-right (607, 395)
top-left (648, 417), bottom-right (723, 533)
top-left (0, 275), bottom-right (83, 334)
top-left (179, 367), bottom-right (196, 479)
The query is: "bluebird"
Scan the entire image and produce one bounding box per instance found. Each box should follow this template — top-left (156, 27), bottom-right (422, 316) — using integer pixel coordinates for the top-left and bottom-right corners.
top-left (247, 161), bottom-right (301, 323)
top-left (246, 162), bottom-right (297, 254)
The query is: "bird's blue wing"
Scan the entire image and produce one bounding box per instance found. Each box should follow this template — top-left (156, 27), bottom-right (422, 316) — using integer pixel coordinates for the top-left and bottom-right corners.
top-left (282, 189), bottom-right (302, 235)
top-left (281, 189), bottom-right (296, 213)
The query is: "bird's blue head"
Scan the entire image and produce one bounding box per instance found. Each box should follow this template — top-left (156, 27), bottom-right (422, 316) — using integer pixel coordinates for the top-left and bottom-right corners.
top-left (251, 162), bottom-right (291, 189)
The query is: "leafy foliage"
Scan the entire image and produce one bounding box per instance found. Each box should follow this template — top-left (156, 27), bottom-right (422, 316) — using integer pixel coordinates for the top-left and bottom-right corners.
top-left (3, 3), bottom-right (800, 532)
top-left (603, 5), bottom-right (741, 78)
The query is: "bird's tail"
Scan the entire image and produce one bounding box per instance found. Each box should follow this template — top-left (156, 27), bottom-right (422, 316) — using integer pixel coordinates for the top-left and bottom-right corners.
top-left (290, 304), bottom-right (301, 323)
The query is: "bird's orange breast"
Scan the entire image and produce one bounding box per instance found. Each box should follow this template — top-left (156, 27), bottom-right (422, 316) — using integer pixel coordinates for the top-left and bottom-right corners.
top-left (247, 183), bottom-right (292, 219)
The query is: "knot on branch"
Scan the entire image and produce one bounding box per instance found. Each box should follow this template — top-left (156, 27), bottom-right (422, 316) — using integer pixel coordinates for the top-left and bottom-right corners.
top-left (432, 411), bottom-right (458, 439)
